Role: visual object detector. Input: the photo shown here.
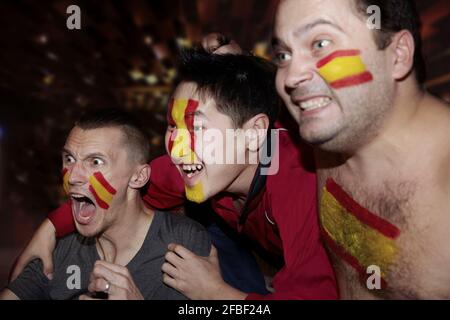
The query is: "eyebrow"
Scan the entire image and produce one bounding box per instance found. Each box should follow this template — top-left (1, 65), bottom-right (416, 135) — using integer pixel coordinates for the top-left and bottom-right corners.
top-left (271, 18), bottom-right (344, 48)
top-left (185, 110), bottom-right (208, 119)
top-left (61, 149), bottom-right (107, 159)
top-left (294, 18), bottom-right (344, 37)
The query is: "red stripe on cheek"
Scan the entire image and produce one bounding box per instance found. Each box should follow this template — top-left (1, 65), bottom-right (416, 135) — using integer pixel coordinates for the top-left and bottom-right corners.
top-left (93, 172), bottom-right (117, 195)
top-left (316, 49), bottom-right (361, 68)
top-left (330, 72), bottom-right (373, 89)
top-left (89, 185), bottom-right (109, 209)
top-left (185, 99), bottom-right (200, 152)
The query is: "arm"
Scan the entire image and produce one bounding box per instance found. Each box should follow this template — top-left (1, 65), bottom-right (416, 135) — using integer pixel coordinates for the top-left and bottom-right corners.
top-left (7, 259), bottom-right (51, 300)
top-left (0, 289), bottom-right (20, 300)
top-left (9, 218), bottom-right (57, 282)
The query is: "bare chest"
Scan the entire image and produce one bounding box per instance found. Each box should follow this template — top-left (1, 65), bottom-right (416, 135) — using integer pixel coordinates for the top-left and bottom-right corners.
top-left (317, 170), bottom-right (450, 299)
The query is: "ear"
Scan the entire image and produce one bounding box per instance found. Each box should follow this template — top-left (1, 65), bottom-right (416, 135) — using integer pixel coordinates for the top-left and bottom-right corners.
top-left (242, 114), bottom-right (270, 152)
top-left (390, 30), bottom-right (415, 81)
top-left (129, 164), bottom-right (151, 189)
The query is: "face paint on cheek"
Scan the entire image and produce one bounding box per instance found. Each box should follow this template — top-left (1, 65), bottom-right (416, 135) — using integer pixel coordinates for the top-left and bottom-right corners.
top-left (62, 168), bottom-right (70, 194)
top-left (169, 98), bottom-right (206, 203)
top-left (167, 98), bottom-right (175, 153)
top-left (320, 178), bottom-right (400, 288)
top-left (169, 99), bottom-right (200, 163)
top-left (88, 172), bottom-right (117, 210)
top-left (185, 183), bottom-right (205, 204)
top-left (317, 50), bottom-right (373, 89)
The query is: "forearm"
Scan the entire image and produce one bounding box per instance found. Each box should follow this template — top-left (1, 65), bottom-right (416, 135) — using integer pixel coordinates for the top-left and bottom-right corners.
top-left (0, 289), bottom-right (20, 300)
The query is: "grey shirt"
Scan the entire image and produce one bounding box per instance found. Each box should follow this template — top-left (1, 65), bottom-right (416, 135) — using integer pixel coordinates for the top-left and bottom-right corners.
top-left (7, 211), bottom-right (211, 300)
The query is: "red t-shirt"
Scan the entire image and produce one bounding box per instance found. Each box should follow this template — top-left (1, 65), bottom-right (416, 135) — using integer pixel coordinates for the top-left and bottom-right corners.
top-left (49, 128), bottom-right (337, 300)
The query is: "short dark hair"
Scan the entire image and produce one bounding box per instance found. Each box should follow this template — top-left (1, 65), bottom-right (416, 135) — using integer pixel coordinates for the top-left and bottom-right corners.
top-left (178, 47), bottom-right (280, 127)
top-left (353, 0), bottom-right (426, 83)
top-left (75, 108), bottom-right (150, 164)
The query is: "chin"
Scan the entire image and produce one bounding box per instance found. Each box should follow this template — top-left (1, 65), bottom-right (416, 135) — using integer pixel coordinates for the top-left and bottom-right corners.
top-left (75, 224), bottom-right (102, 238)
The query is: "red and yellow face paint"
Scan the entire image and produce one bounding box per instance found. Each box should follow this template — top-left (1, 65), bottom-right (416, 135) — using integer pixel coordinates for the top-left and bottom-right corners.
top-left (167, 98), bottom-right (205, 203)
top-left (317, 50), bottom-right (373, 89)
top-left (88, 172), bottom-right (117, 210)
top-left (62, 168), bottom-right (70, 194)
top-left (320, 178), bottom-right (400, 288)
top-left (62, 168), bottom-right (116, 210)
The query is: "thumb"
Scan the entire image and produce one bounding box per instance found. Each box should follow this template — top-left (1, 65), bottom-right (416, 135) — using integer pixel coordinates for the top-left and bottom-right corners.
top-left (42, 253), bottom-right (55, 280)
top-left (209, 245), bottom-right (219, 263)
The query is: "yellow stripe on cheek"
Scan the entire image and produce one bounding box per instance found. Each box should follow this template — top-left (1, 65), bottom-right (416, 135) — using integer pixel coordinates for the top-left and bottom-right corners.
top-left (319, 56), bottom-right (367, 84)
top-left (63, 172), bottom-right (70, 193)
top-left (320, 189), bottom-right (397, 278)
top-left (185, 183), bottom-right (205, 203)
top-left (89, 176), bottom-right (114, 204)
top-left (171, 99), bottom-right (197, 163)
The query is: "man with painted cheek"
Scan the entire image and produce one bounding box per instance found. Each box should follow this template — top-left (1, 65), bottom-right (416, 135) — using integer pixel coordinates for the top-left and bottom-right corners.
top-left (7, 49), bottom-right (338, 300)
top-left (272, 0), bottom-right (450, 299)
top-left (0, 109), bottom-right (211, 300)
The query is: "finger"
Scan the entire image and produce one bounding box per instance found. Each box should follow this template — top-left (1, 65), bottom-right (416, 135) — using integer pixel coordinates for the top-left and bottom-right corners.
top-left (164, 251), bottom-right (184, 266)
top-left (88, 277), bottom-right (109, 293)
top-left (161, 262), bottom-right (178, 279)
top-left (91, 263), bottom-right (128, 289)
top-left (202, 33), bottom-right (223, 52)
top-left (94, 260), bottom-right (129, 277)
top-left (213, 41), bottom-right (242, 55)
top-left (79, 294), bottom-right (101, 301)
top-left (162, 273), bottom-right (179, 291)
top-left (167, 243), bottom-right (194, 259)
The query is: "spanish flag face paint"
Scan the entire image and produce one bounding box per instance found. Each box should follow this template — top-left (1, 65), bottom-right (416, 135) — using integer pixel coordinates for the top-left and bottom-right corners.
top-left (88, 172), bottom-right (117, 210)
top-left (320, 178), bottom-right (400, 288)
top-left (167, 98), bottom-right (206, 203)
top-left (62, 168), bottom-right (70, 194)
top-left (317, 50), bottom-right (373, 89)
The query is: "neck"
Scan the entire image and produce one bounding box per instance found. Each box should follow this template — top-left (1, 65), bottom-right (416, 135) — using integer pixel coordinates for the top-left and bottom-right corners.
top-left (318, 80), bottom-right (427, 176)
top-left (97, 194), bottom-right (153, 264)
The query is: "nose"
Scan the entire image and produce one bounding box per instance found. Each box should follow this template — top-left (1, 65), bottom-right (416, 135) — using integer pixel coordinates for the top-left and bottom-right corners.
top-left (67, 162), bottom-right (88, 186)
top-left (283, 55), bottom-right (315, 92)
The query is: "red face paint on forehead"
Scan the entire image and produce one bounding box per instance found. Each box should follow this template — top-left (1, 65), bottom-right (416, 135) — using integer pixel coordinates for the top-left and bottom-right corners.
top-left (167, 99), bottom-right (200, 155)
top-left (184, 99), bottom-right (199, 154)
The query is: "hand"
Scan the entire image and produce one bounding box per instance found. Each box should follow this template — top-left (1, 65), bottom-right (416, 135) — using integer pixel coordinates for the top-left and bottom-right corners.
top-left (79, 260), bottom-right (144, 300)
top-left (162, 244), bottom-right (246, 300)
top-left (9, 218), bottom-right (56, 282)
top-left (201, 33), bottom-right (243, 55)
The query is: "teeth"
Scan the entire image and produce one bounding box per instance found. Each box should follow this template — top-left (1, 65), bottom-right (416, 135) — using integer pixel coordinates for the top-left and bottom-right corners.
top-left (300, 97), bottom-right (331, 111)
top-left (181, 164), bottom-right (204, 176)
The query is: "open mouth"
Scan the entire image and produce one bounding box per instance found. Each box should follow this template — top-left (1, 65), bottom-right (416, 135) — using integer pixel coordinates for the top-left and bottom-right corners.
top-left (299, 96), bottom-right (332, 111)
top-left (70, 193), bottom-right (97, 225)
top-left (179, 163), bottom-right (204, 182)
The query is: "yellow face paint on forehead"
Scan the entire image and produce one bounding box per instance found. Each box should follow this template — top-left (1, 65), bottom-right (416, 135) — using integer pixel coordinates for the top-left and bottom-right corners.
top-left (168, 98), bottom-right (206, 203)
top-left (320, 178), bottom-right (401, 287)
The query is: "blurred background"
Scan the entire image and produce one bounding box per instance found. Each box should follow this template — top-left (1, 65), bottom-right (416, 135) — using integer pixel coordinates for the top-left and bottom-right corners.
top-left (0, 0), bottom-right (449, 287)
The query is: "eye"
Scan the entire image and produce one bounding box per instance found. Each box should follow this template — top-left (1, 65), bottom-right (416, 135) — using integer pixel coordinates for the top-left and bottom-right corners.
top-left (273, 51), bottom-right (292, 66)
top-left (64, 154), bottom-right (76, 165)
top-left (312, 39), bottom-right (332, 51)
top-left (91, 158), bottom-right (105, 166)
